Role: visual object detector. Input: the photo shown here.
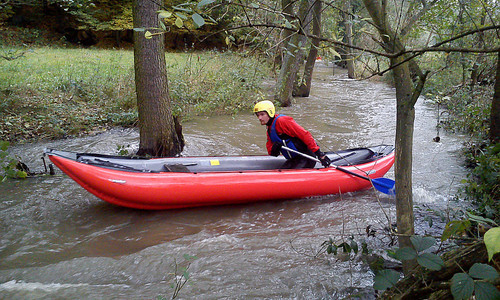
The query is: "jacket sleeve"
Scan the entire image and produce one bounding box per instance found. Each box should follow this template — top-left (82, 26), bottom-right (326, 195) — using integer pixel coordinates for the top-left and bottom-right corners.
top-left (275, 116), bottom-right (320, 153)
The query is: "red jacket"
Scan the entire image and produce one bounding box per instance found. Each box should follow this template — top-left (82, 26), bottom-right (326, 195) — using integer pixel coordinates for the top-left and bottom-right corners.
top-left (266, 114), bottom-right (320, 155)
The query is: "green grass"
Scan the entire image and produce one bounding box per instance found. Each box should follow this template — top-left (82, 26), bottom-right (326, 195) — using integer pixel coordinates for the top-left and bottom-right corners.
top-left (0, 47), bottom-right (270, 143)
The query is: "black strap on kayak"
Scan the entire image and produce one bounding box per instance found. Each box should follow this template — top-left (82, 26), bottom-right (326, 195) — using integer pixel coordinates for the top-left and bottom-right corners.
top-left (83, 158), bottom-right (155, 173)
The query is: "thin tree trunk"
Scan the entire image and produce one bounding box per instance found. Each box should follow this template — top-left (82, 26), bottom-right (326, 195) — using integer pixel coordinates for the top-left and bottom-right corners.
top-left (296, 0), bottom-right (321, 97)
top-left (343, 0), bottom-right (355, 78)
top-left (470, 13), bottom-right (486, 90)
top-left (362, 0), bottom-right (423, 274)
top-left (133, 0), bottom-right (184, 157)
top-left (491, 51), bottom-right (500, 143)
top-left (392, 55), bottom-right (416, 272)
top-left (275, 0), bottom-right (295, 69)
top-left (292, 0), bottom-right (313, 95)
top-left (275, 0), bottom-right (310, 106)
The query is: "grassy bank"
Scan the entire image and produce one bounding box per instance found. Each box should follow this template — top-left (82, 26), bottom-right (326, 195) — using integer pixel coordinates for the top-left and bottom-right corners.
top-left (0, 47), bottom-right (271, 143)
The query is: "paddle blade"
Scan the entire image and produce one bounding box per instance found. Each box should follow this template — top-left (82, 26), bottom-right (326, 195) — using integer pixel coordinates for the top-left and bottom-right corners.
top-left (372, 177), bottom-right (396, 195)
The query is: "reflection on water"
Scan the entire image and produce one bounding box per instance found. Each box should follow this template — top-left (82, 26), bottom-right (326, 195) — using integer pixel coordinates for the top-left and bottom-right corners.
top-left (0, 65), bottom-right (467, 299)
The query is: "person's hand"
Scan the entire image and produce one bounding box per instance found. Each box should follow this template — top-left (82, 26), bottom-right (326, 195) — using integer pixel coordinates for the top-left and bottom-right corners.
top-left (271, 142), bottom-right (282, 156)
top-left (315, 150), bottom-right (331, 167)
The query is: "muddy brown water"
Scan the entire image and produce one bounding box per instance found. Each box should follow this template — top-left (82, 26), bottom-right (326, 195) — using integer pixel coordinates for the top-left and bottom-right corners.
top-left (0, 64), bottom-right (467, 299)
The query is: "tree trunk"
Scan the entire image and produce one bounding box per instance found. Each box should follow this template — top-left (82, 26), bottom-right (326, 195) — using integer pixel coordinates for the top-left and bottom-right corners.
top-left (132, 0), bottom-right (184, 157)
top-left (392, 55), bottom-right (417, 272)
top-left (296, 0), bottom-right (321, 97)
top-left (362, 0), bottom-right (422, 274)
top-left (275, 0), bottom-right (310, 106)
top-left (292, 0), bottom-right (313, 96)
top-left (491, 51), bottom-right (500, 143)
top-left (470, 13), bottom-right (486, 90)
top-left (343, 0), bottom-right (355, 78)
top-left (274, 0), bottom-right (295, 70)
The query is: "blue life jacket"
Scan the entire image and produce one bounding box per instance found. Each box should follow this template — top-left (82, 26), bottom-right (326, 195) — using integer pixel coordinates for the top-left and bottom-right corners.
top-left (268, 114), bottom-right (299, 159)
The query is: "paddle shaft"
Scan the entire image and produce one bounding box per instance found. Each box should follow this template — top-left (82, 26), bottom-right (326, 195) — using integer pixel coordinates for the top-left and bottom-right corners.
top-left (281, 146), bottom-right (377, 181)
top-left (281, 146), bottom-right (395, 194)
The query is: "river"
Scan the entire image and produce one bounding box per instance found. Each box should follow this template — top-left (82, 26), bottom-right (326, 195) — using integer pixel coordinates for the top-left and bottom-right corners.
top-left (0, 64), bottom-right (468, 299)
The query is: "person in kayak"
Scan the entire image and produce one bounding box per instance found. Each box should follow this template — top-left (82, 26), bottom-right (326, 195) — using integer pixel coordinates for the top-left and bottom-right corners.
top-left (253, 100), bottom-right (332, 169)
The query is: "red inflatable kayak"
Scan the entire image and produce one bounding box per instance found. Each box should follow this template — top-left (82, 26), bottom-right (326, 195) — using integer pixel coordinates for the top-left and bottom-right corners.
top-left (45, 145), bottom-right (395, 210)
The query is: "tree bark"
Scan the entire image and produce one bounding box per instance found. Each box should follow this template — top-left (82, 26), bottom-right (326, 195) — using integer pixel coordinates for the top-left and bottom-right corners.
top-left (343, 0), bottom-right (355, 78)
top-left (362, 0), bottom-right (422, 274)
top-left (296, 0), bottom-right (321, 97)
top-left (132, 0), bottom-right (184, 157)
top-left (275, 0), bottom-right (310, 106)
top-left (392, 55), bottom-right (417, 272)
top-left (490, 51), bottom-right (500, 143)
top-left (274, 0), bottom-right (295, 69)
top-left (292, 0), bottom-right (313, 96)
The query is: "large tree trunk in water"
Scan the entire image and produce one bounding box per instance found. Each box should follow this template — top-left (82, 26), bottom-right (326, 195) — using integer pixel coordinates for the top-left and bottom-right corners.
top-left (132, 0), bottom-right (184, 157)
top-left (296, 0), bottom-right (321, 97)
top-left (491, 51), bottom-right (500, 143)
top-left (275, 0), bottom-right (309, 106)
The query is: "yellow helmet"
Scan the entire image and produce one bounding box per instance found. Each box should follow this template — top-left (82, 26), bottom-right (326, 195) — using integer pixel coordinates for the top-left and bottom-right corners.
top-left (253, 100), bottom-right (275, 118)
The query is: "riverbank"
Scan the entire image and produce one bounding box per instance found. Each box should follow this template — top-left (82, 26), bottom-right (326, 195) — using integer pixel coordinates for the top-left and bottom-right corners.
top-left (0, 47), bottom-right (271, 144)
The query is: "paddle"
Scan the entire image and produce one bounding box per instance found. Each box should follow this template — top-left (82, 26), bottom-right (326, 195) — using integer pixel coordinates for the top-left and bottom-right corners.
top-left (281, 146), bottom-right (395, 195)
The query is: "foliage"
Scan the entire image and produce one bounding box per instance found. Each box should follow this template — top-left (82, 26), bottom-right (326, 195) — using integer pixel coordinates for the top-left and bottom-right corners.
top-left (460, 144), bottom-right (500, 221)
top-left (484, 227), bottom-right (500, 262)
top-left (373, 236), bottom-right (444, 291)
top-left (427, 85), bottom-right (494, 141)
top-left (451, 263), bottom-right (500, 300)
top-left (0, 140), bottom-right (27, 181)
top-left (373, 269), bottom-right (401, 291)
top-left (158, 0), bottom-right (216, 31)
top-left (389, 236), bottom-right (444, 271)
top-left (441, 211), bottom-right (497, 242)
top-left (116, 144), bottom-right (131, 156)
top-left (372, 215), bottom-right (500, 298)
top-left (321, 236), bottom-right (368, 256)
top-left (157, 254), bottom-right (198, 300)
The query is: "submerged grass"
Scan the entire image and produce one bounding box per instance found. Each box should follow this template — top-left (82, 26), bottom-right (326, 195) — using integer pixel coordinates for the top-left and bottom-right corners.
top-left (0, 47), bottom-right (271, 143)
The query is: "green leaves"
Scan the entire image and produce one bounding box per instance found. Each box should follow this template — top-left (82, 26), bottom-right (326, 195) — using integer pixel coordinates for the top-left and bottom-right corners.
top-left (442, 220), bottom-right (471, 241)
top-left (469, 263), bottom-right (499, 280)
top-left (156, 1), bottom-right (215, 31)
top-left (411, 236), bottom-right (436, 252)
top-left (322, 236), bottom-right (361, 256)
top-left (0, 140), bottom-right (9, 151)
top-left (451, 263), bottom-right (500, 300)
top-left (0, 140), bottom-right (27, 181)
top-left (192, 13), bottom-right (205, 28)
top-left (373, 270), bottom-right (401, 291)
top-left (416, 253), bottom-right (445, 271)
top-left (484, 227), bottom-right (500, 261)
top-left (197, 0), bottom-right (215, 9)
top-left (376, 235), bottom-right (445, 291)
top-left (451, 273), bottom-right (475, 299)
top-left (394, 246), bottom-right (417, 261)
top-left (394, 236), bottom-right (444, 271)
